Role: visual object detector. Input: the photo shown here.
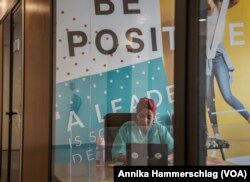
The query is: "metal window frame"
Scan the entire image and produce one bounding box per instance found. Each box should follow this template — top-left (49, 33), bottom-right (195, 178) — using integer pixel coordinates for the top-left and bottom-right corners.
top-left (174, 0), bottom-right (207, 165)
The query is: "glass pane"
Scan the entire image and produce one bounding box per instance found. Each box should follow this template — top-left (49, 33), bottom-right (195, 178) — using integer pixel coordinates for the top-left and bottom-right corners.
top-left (201, 0), bottom-right (250, 165)
top-left (53, 0), bottom-right (175, 181)
top-left (10, 5), bottom-right (22, 182)
top-left (1, 14), bottom-right (11, 182)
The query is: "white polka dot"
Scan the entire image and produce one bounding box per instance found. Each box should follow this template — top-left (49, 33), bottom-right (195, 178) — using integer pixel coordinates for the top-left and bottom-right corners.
top-left (104, 90), bottom-right (107, 94)
top-left (116, 69), bottom-right (120, 73)
top-left (93, 84), bottom-right (97, 88)
top-left (70, 101), bottom-right (73, 104)
top-left (82, 78), bottom-right (86, 81)
top-left (132, 65), bottom-right (135, 68)
top-left (58, 94), bottom-right (62, 98)
top-left (136, 81), bottom-right (139, 85)
top-left (120, 86), bottom-right (124, 90)
top-left (99, 73), bottom-right (103, 76)
top-left (151, 77), bottom-right (155, 80)
top-left (142, 71), bottom-right (145, 75)
top-left (87, 96), bottom-right (91, 99)
top-left (65, 83), bottom-right (68, 86)
top-left (148, 61), bottom-right (151, 64)
top-left (126, 75), bottom-right (130, 79)
top-left (157, 67), bottom-right (161, 70)
top-left (110, 80), bottom-right (113, 83)
top-left (76, 89), bottom-right (80, 92)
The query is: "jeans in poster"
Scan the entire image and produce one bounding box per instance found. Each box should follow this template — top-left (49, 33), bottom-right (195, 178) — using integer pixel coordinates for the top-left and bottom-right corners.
top-left (206, 52), bottom-right (250, 127)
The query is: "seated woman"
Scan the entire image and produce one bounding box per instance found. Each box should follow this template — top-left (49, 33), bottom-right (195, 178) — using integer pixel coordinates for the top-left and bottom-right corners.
top-left (111, 97), bottom-right (174, 165)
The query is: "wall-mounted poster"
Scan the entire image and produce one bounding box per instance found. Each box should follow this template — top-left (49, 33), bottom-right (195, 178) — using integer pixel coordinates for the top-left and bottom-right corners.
top-left (205, 0), bottom-right (250, 164)
top-left (55, 0), bottom-right (174, 164)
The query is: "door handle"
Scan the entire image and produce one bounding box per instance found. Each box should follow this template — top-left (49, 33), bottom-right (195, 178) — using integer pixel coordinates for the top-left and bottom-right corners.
top-left (5, 111), bottom-right (18, 116)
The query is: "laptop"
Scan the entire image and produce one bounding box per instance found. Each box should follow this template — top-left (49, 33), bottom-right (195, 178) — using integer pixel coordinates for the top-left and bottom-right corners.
top-left (126, 143), bottom-right (168, 166)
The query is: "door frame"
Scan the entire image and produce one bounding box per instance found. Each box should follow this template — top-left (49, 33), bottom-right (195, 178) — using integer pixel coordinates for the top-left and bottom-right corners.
top-left (22, 0), bottom-right (53, 181)
top-left (174, 0), bottom-right (207, 165)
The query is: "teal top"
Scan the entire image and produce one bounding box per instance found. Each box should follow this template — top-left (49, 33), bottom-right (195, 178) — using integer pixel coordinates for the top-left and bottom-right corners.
top-left (111, 121), bottom-right (174, 161)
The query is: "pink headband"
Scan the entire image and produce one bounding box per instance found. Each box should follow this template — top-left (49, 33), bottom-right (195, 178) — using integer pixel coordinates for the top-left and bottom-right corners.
top-left (136, 97), bottom-right (157, 116)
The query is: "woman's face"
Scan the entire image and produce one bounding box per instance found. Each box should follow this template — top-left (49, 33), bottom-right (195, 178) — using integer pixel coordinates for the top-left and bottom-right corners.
top-left (136, 108), bottom-right (155, 129)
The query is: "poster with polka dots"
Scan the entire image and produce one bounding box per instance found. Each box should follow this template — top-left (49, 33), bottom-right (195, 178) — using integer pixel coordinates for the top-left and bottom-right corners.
top-left (55, 0), bottom-right (173, 163)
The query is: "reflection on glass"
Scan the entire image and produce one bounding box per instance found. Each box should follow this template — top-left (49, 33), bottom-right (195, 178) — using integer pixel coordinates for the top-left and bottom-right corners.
top-left (10, 5), bottom-right (22, 182)
top-left (0, 0), bottom-right (16, 19)
top-left (69, 82), bottom-right (82, 114)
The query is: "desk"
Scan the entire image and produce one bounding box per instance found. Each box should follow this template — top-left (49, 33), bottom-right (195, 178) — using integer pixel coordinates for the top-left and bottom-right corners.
top-left (54, 158), bottom-right (236, 182)
top-left (54, 163), bottom-right (114, 182)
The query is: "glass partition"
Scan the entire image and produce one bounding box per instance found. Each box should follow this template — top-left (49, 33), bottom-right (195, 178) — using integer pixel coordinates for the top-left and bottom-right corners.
top-left (1, 4), bottom-right (22, 181)
top-left (53, 0), bottom-right (175, 181)
top-left (10, 5), bottom-right (23, 181)
top-left (201, 0), bottom-right (250, 165)
top-left (1, 13), bottom-right (11, 182)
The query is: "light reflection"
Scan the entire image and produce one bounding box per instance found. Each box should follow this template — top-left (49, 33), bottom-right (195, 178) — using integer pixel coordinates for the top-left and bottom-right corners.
top-left (26, 2), bottom-right (50, 14)
top-left (0, 0), bottom-right (15, 19)
top-left (137, 16), bottom-right (147, 24)
top-left (199, 19), bottom-right (207, 22)
top-left (0, 1), bottom-right (7, 18)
